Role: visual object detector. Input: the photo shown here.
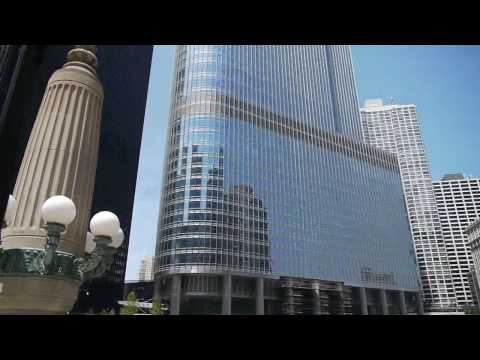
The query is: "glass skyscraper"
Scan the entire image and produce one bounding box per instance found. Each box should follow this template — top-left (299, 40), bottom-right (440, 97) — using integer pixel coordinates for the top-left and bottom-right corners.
top-left (154, 46), bottom-right (421, 315)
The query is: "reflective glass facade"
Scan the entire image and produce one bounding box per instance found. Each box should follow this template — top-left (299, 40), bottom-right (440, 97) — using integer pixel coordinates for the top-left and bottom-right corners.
top-left (155, 46), bottom-right (419, 293)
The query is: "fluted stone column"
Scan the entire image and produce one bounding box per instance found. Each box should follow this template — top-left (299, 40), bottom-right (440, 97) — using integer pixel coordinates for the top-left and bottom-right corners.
top-left (0, 46), bottom-right (103, 314)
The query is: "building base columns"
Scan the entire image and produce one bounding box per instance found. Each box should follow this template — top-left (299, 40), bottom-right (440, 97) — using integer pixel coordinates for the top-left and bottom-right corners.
top-left (222, 275), bottom-right (232, 315)
top-left (399, 290), bottom-right (407, 315)
top-left (256, 278), bottom-right (264, 315)
top-left (416, 293), bottom-right (424, 315)
top-left (170, 274), bottom-right (181, 315)
top-left (380, 289), bottom-right (389, 315)
top-left (359, 287), bottom-right (368, 315)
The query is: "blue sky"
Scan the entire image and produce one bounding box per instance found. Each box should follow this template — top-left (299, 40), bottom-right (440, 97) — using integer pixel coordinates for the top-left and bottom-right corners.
top-left (125, 45), bottom-right (480, 280)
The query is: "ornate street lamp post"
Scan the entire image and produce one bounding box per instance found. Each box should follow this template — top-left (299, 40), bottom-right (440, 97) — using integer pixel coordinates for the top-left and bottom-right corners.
top-left (0, 45), bottom-right (108, 314)
top-left (77, 210), bottom-right (124, 280)
top-left (0, 194), bottom-right (124, 311)
top-left (1, 195), bottom-right (17, 230)
top-left (39, 195), bottom-right (77, 269)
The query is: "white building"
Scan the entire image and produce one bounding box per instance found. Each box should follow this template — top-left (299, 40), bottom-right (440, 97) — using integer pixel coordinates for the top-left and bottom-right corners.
top-left (138, 256), bottom-right (155, 281)
top-left (433, 174), bottom-right (480, 307)
top-left (465, 219), bottom-right (480, 305)
top-left (360, 99), bottom-right (456, 311)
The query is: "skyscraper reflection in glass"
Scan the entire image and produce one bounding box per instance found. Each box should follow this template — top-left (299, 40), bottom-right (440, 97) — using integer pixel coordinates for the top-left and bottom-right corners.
top-left (154, 46), bottom-right (421, 315)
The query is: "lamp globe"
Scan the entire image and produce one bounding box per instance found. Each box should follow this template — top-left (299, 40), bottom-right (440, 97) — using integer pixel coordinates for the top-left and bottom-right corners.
top-left (90, 211), bottom-right (120, 238)
top-left (40, 195), bottom-right (77, 226)
top-left (85, 231), bottom-right (96, 254)
top-left (4, 195), bottom-right (18, 225)
top-left (110, 228), bottom-right (125, 248)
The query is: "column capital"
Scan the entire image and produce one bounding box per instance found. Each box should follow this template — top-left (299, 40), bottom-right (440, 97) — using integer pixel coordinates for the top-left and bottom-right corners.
top-left (66, 45), bottom-right (98, 72)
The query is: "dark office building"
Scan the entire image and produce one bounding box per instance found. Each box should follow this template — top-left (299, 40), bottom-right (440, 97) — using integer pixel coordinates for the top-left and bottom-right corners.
top-left (123, 280), bottom-right (155, 302)
top-left (154, 45), bottom-right (422, 315)
top-left (0, 45), bottom-right (153, 313)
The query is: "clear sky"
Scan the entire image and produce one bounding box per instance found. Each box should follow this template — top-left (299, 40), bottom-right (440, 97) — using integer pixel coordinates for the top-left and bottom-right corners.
top-left (125, 45), bottom-right (480, 280)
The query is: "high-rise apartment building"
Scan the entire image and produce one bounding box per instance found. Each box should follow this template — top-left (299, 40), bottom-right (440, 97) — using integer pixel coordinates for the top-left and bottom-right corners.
top-left (360, 99), bottom-right (456, 311)
top-left (138, 256), bottom-right (155, 281)
top-left (154, 46), bottom-right (421, 315)
top-left (465, 219), bottom-right (480, 305)
top-left (433, 174), bottom-right (480, 307)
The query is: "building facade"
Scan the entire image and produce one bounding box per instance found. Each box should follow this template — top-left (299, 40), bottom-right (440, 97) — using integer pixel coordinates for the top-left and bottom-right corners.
top-left (123, 280), bottom-right (155, 302)
top-left (432, 174), bottom-right (480, 307)
top-left (360, 99), bottom-right (456, 312)
top-left (154, 46), bottom-right (421, 315)
top-left (138, 256), bottom-right (155, 281)
top-left (0, 45), bottom-right (153, 313)
top-left (465, 219), bottom-right (480, 305)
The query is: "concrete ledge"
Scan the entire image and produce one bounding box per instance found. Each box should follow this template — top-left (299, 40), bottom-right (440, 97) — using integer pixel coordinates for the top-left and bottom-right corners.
top-left (0, 275), bottom-right (80, 314)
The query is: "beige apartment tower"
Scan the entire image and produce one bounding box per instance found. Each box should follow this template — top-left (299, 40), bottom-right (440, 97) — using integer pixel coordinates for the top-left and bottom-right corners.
top-left (360, 99), bottom-right (456, 312)
top-left (138, 256), bottom-right (154, 281)
top-left (433, 174), bottom-right (480, 307)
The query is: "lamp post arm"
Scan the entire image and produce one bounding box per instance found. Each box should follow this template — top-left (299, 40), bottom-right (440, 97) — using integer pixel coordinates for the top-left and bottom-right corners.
top-left (42, 223), bottom-right (65, 268)
top-left (75, 252), bottom-right (103, 279)
top-left (75, 236), bottom-right (116, 280)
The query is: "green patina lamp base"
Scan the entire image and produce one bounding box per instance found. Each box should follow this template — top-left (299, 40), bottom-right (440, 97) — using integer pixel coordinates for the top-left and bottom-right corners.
top-left (0, 247), bottom-right (115, 314)
top-left (0, 248), bottom-right (81, 279)
top-left (0, 248), bottom-right (82, 314)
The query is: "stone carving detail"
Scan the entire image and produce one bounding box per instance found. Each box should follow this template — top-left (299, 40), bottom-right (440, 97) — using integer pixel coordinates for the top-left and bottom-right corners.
top-left (66, 45), bottom-right (98, 69)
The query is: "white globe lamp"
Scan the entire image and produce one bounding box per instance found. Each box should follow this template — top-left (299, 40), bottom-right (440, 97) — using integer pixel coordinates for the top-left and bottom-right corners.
top-left (4, 195), bottom-right (18, 225)
top-left (110, 228), bottom-right (124, 249)
top-left (40, 195), bottom-right (77, 226)
top-left (85, 231), bottom-right (96, 254)
top-left (90, 211), bottom-right (120, 238)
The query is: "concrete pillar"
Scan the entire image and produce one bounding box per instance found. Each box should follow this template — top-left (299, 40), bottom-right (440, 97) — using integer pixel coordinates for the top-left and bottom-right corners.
top-left (416, 293), bottom-right (425, 315)
top-left (256, 277), bottom-right (264, 315)
top-left (313, 283), bottom-right (322, 315)
top-left (0, 46), bottom-right (104, 315)
top-left (337, 284), bottom-right (345, 315)
top-left (222, 274), bottom-right (232, 315)
top-left (359, 287), bottom-right (368, 315)
top-left (170, 274), bottom-right (182, 315)
top-left (399, 291), bottom-right (407, 315)
top-left (380, 289), bottom-right (389, 315)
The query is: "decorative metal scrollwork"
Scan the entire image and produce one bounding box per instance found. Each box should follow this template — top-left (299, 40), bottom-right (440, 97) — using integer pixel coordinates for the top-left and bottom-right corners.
top-left (0, 248), bottom-right (81, 280)
top-left (74, 236), bottom-right (116, 280)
